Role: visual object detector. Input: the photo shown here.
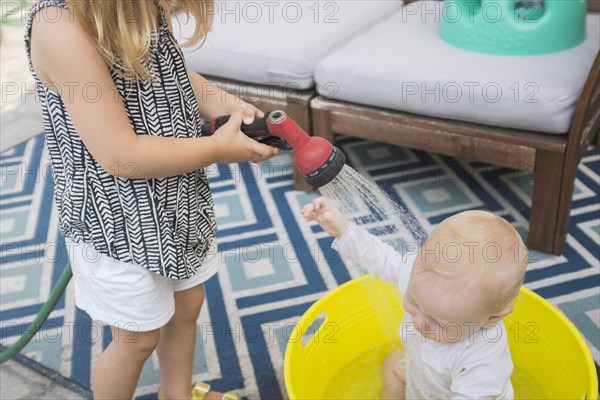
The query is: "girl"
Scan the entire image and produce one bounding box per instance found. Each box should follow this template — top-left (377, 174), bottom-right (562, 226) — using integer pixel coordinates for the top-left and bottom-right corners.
top-left (25, 0), bottom-right (278, 398)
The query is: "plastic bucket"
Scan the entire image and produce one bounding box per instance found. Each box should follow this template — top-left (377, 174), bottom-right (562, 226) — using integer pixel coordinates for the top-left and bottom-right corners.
top-left (284, 275), bottom-right (598, 399)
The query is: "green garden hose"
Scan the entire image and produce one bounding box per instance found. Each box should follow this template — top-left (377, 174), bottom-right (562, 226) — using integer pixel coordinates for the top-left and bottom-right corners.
top-left (0, 263), bottom-right (72, 364)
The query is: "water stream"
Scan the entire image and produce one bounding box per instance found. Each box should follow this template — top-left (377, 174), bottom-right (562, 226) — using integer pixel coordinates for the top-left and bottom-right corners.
top-left (319, 165), bottom-right (428, 250)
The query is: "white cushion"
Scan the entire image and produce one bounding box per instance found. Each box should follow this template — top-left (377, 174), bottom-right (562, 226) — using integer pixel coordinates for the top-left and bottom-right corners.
top-left (314, 1), bottom-right (600, 134)
top-left (173, 1), bottom-right (402, 89)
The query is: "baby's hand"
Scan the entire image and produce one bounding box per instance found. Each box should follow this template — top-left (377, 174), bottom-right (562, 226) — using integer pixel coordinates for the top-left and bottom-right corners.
top-left (301, 197), bottom-right (350, 238)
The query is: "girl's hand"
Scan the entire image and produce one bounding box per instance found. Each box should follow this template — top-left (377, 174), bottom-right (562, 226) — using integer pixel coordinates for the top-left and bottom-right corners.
top-left (211, 104), bottom-right (279, 164)
top-left (238, 102), bottom-right (264, 126)
top-left (301, 197), bottom-right (350, 238)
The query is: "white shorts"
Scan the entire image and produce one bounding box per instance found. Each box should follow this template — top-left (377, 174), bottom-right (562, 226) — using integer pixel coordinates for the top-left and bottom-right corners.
top-left (65, 238), bottom-right (219, 332)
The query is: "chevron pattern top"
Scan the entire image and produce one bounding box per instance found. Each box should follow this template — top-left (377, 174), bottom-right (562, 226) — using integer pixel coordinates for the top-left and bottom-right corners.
top-left (24, 0), bottom-right (217, 279)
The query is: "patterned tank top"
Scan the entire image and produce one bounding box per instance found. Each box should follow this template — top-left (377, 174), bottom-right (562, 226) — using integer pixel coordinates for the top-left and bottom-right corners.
top-left (24, 0), bottom-right (217, 279)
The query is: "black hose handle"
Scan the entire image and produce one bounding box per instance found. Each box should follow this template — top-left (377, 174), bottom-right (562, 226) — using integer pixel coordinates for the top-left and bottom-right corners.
top-left (203, 112), bottom-right (271, 138)
top-left (200, 111), bottom-right (291, 150)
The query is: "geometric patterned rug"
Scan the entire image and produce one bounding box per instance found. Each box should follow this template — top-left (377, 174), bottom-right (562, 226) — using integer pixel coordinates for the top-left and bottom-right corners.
top-left (1, 134), bottom-right (598, 399)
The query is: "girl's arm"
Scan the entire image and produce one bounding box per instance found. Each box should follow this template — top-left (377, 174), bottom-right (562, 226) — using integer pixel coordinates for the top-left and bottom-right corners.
top-left (30, 8), bottom-right (277, 179)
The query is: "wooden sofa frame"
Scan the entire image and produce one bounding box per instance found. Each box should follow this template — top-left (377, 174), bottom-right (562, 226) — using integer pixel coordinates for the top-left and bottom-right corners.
top-left (203, 1), bottom-right (600, 255)
top-left (309, 51), bottom-right (600, 255)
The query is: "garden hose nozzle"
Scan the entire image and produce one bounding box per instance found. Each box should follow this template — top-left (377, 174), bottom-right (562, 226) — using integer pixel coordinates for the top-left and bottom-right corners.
top-left (201, 110), bottom-right (346, 188)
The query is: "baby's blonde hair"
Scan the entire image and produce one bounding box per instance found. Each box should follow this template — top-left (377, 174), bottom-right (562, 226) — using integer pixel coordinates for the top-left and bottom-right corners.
top-left (419, 210), bottom-right (527, 314)
top-left (67, 0), bottom-right (213, 81)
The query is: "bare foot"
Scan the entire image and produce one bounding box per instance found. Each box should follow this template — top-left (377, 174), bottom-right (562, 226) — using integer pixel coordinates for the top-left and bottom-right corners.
top-left (203, 392), bottom-right (224, 400)
top-left (202, 390), bottom-right (239, 400)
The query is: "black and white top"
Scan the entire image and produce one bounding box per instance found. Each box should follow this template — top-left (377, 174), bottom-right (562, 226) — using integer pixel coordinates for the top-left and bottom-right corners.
top-left (24, 0), bottom-right (217, 279)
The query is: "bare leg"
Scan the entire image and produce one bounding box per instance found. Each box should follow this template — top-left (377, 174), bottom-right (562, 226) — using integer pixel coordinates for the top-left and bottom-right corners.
top-left (381, 348), bottom-right (406, 400)
top-left (92, 326), bottom-right (160, 399)
top-left (156, 284), bottom-right (226, 400)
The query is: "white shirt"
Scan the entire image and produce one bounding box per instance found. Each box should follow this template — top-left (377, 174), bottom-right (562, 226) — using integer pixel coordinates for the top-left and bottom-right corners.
top-left (334, 223), bottom-right (514, 399)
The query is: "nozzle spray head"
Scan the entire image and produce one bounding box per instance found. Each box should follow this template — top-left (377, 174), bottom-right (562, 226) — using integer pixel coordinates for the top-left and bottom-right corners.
top-left (294, 138), bottom-right (346, 188)
top-left (266, 111), bottom-right (346, 188)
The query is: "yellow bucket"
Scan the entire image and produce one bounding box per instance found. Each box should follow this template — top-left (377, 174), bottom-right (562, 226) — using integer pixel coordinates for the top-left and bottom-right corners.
top-left (284, 275), bottom-right (598, 399)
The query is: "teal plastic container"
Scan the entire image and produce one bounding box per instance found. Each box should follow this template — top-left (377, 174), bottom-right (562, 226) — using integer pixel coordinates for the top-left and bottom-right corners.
top-left (440, 0), bottom-right (587, 55)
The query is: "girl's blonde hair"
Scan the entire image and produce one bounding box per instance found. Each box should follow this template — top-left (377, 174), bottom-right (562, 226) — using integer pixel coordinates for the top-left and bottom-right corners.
top-left (66, 0), bottom-right (213, 81)
top-left (419, 210), bottom-right (528, 313)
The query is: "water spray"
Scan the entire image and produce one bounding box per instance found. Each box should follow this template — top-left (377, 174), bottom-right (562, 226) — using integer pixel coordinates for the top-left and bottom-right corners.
top-left (201, 110), bottom-right (346, 188)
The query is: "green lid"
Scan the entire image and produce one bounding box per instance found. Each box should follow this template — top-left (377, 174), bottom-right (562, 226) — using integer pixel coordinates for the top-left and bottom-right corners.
top-left (440, 0), bottom-right (587, 55)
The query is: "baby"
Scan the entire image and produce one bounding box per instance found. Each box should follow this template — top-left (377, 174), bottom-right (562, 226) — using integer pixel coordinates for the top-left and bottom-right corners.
top-left (302, 197), bottom-right (528, 399)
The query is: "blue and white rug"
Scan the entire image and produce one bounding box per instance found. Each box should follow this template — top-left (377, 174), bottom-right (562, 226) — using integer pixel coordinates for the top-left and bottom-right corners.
top-left (1, 134), bottom-right (598, 399)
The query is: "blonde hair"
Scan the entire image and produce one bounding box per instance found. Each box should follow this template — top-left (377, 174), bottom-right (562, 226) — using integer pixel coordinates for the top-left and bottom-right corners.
top-left (418, 210), bottom-right (528, 313)
top-left (67, 0), bottom-right (213, 81)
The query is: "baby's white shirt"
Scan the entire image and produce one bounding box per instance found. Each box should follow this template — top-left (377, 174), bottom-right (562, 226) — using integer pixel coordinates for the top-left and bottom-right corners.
top-left (334, 223), bottom-right (514, 399)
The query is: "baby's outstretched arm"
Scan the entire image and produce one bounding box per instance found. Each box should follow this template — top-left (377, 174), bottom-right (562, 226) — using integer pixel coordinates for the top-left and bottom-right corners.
top-left (301, 197), bottom-right (409, 284)
top-left (301, 197), bottom-right (350, 238)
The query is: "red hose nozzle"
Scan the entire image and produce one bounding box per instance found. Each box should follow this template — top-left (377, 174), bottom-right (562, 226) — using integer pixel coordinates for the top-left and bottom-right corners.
top-left (201, 110), bottom-right (346, 188)
top-left (265, 111), bottom-right (346, 188)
